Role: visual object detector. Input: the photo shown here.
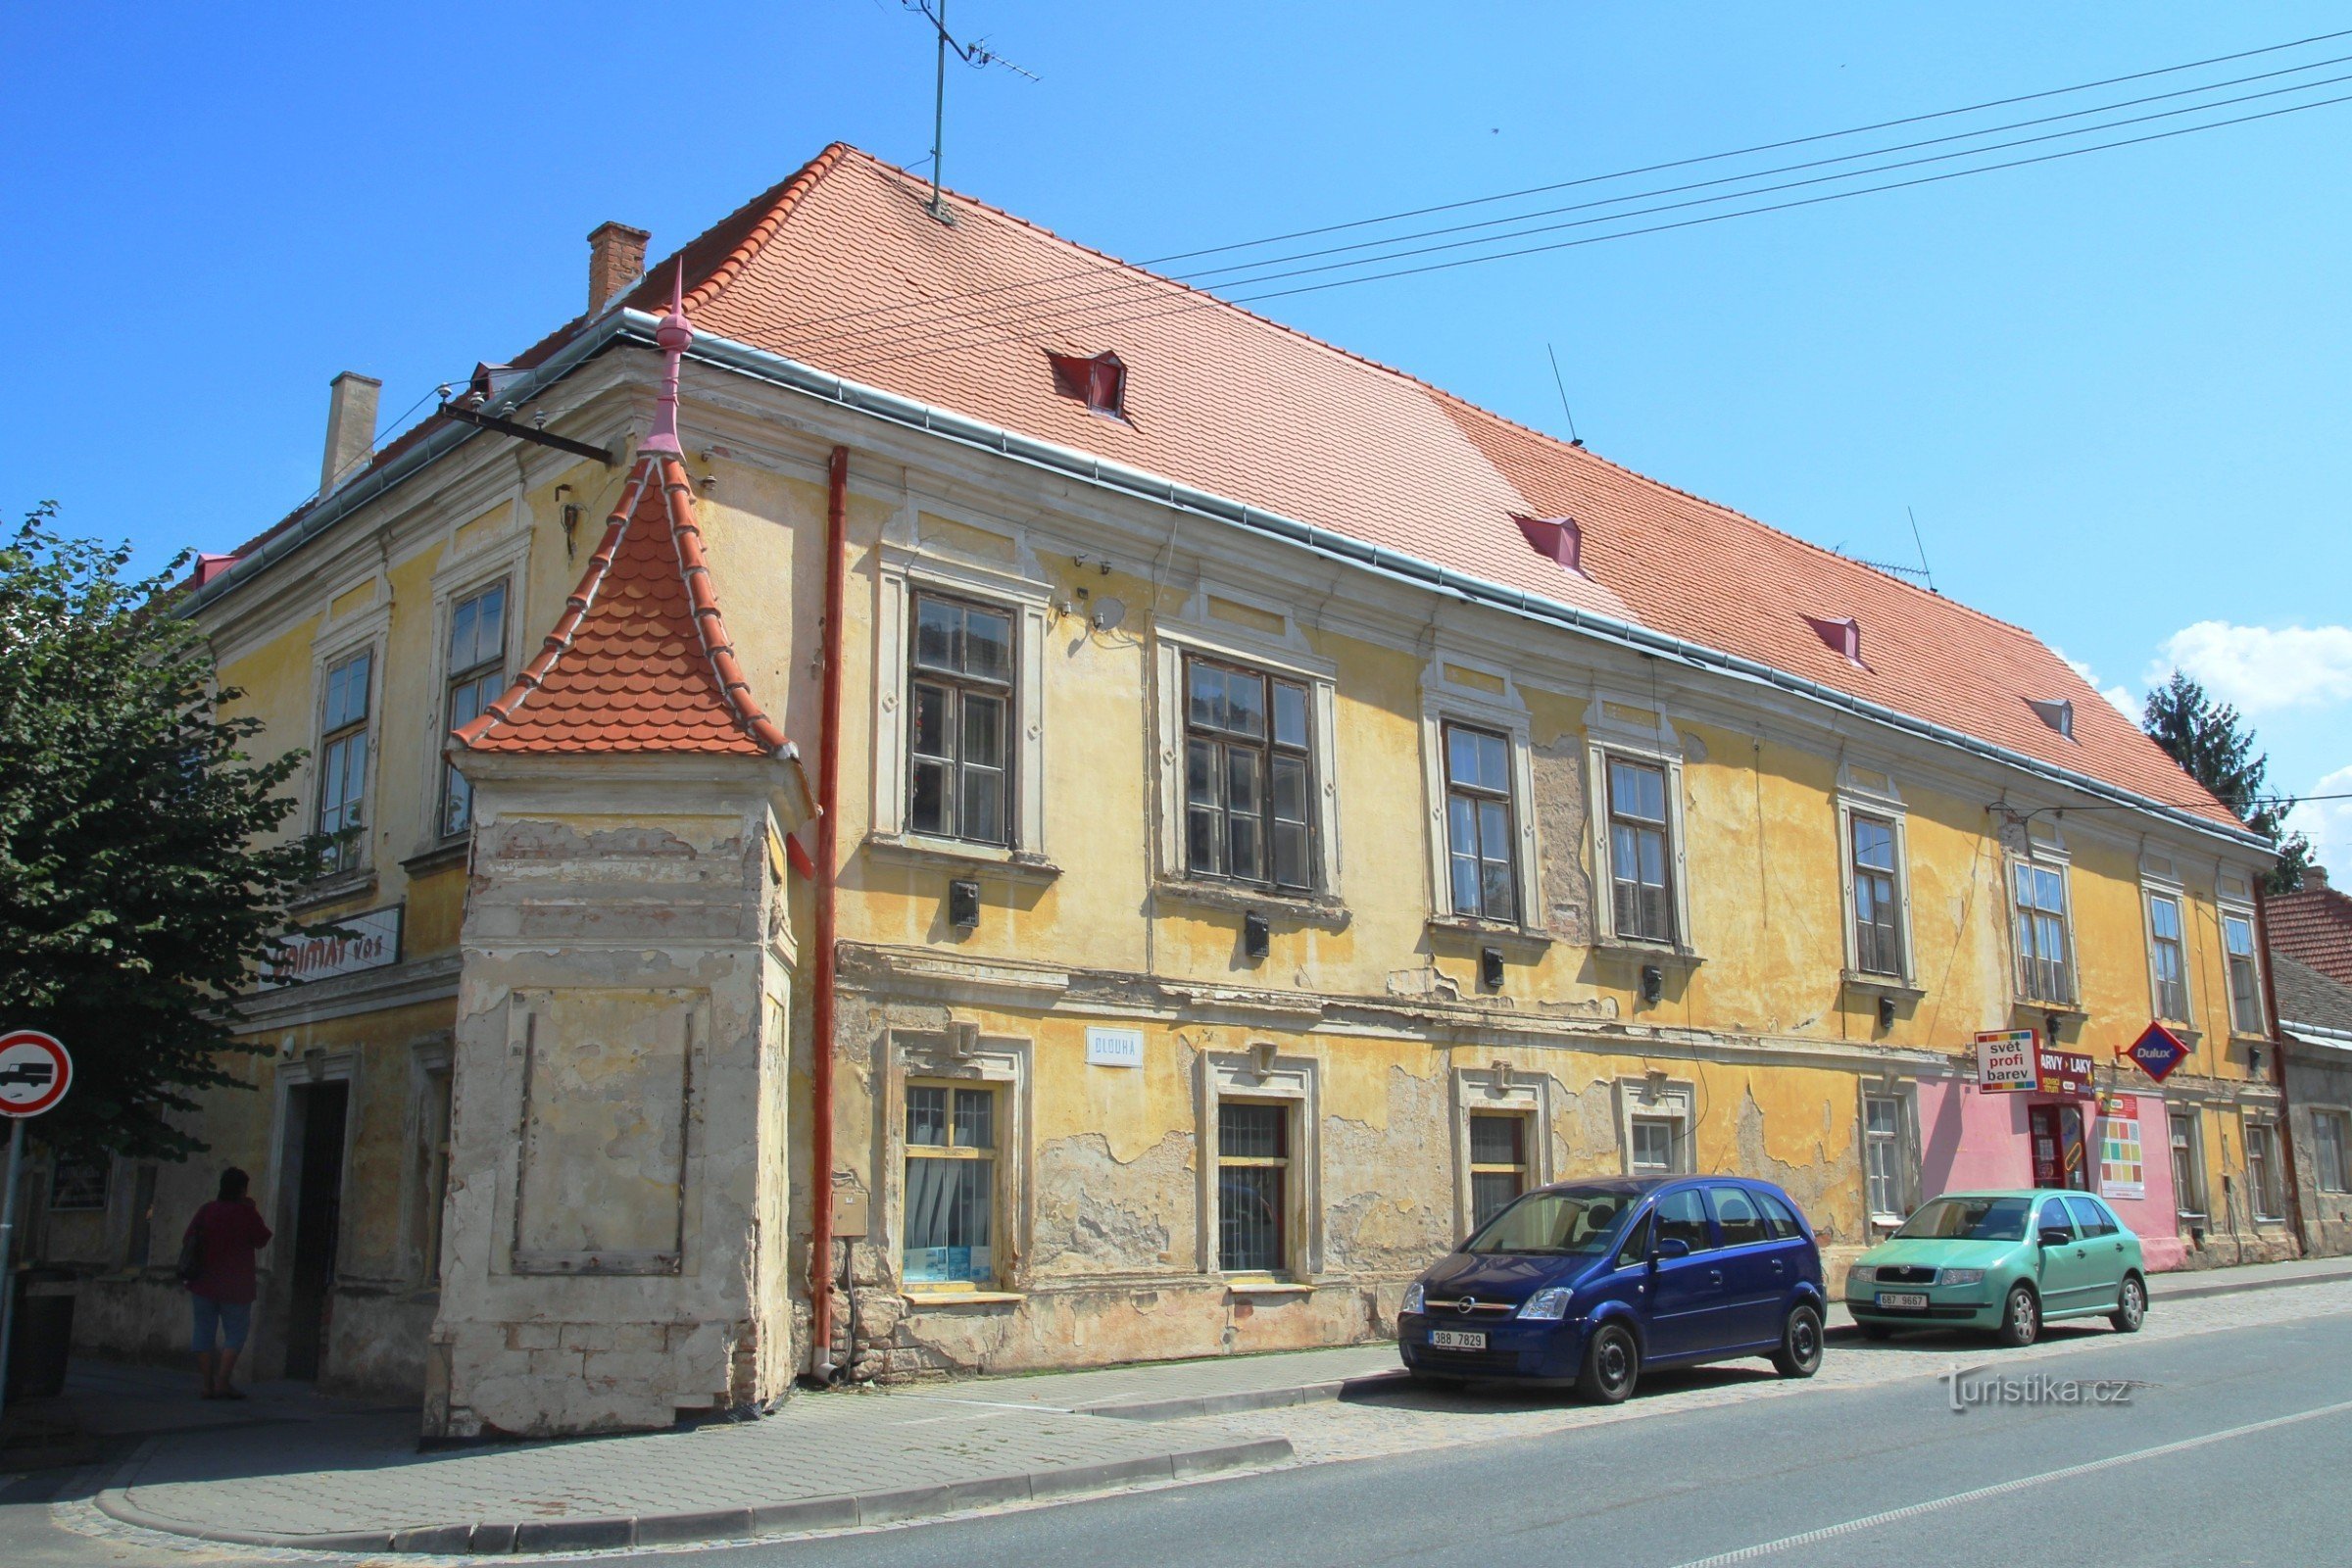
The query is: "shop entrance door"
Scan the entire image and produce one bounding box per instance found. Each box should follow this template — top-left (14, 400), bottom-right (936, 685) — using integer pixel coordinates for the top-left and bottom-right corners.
top-left (2028, 1103), bottom-right (2089, 1191)
top-left (281, 1081), bottom-right (349, 1381)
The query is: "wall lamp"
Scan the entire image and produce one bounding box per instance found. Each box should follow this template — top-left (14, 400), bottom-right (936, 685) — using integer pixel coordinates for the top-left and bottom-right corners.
top-left (1479, 947), bottom-right (1505, 991)
top-left (1244, 910), bottom-right (1270, 961)
top-left (948, 878), bottom-right (981, 931)
top-left (1641, 964), bottom-right (1665, 1004)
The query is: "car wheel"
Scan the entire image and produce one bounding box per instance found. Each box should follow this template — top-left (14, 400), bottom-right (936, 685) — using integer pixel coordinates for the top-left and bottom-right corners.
top-left (1577, 1322), bottom-right (1640, 1404)
top-left (1858, 1322), bottom-right (1892, 1342)
top-left (1996, 1283), bottom-right (2039, 1348)
top-left (2110, 1273), bottom-right (2146, 1334)
top-left (1771, 1302), bottom-right (1824, 1378)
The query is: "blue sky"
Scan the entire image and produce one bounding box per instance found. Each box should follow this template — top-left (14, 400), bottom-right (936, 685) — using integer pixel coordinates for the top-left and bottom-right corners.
top-left (5, 3), bottom-right (2347, 863)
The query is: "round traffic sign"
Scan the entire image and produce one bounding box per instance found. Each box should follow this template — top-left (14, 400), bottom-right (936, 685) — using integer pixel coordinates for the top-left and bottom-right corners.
top-left (0, 1031), bottom-right (71, 1118)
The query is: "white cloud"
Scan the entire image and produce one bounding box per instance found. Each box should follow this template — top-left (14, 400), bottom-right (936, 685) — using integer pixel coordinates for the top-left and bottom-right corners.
top-left (2287, 763), bottom-right (2352, 882)
top-left (2052, 648), bottom-right (2138, 718)
top-left (2146, 622), bottom-right (2352, 714)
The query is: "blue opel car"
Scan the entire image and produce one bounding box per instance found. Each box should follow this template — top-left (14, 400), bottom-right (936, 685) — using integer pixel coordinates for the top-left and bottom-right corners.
top-left (1397, 1175), bottom-right (1827, 1401)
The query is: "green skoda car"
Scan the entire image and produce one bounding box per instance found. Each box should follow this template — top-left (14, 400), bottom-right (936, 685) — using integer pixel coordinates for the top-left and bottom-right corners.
top-left (1844, 1189), bottom-right (2146, 1348)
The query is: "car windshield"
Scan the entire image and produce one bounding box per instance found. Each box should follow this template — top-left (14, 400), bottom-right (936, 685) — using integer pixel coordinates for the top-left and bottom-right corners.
top-left (1892, 1196), bottom-right (2032, 1242)
top-left (1464, 1188), bottom-right (1634, 1255)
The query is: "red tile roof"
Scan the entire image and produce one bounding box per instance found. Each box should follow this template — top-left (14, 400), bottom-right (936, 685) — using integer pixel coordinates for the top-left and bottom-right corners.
top-left (452, 455), bottom-right (795, 761)
top-left (2268, 876), bottom-right (2352, 987)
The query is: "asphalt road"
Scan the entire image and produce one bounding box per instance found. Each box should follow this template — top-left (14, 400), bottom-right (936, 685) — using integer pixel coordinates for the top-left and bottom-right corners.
top-left (686, 1307), bottom-right (2352, 1568)
top-left (7, 1298), bottom-right (2347, 1567)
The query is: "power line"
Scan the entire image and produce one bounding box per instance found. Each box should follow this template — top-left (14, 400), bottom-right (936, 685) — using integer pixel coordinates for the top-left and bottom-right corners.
top-left (766, 27), bottom-right (2352, 346)
top-left (820, 86), bottom-right (2352, 375)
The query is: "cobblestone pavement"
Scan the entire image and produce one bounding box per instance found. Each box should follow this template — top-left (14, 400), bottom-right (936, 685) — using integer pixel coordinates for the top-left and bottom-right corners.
top-left (1200, 1277), bottom-right (2352, 1466)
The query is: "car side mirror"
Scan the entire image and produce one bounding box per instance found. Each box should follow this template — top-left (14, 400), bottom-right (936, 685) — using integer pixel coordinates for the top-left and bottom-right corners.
top-left (2038, 1227), bottom-right (2073, 1249)
top-left (1651, 1237), bottom-right (1691, 1264)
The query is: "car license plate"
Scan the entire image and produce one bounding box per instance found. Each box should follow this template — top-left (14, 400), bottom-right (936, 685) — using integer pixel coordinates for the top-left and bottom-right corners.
top-left (1876, 1292), bottom-right (1930, 1310)
top-left (1428, 1329), bottom-right (1487, 1350)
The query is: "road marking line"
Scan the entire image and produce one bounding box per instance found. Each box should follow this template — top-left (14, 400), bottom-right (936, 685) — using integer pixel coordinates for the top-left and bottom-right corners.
top-left (1666, 1395), bottom-right (2352, 1568)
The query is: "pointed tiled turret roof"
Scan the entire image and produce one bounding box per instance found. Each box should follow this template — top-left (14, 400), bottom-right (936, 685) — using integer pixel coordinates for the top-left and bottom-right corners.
top-left (451, 278), bottom-right (799, 768)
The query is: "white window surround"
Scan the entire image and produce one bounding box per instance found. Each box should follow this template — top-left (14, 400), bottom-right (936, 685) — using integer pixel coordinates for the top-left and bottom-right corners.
top-left (2244, 1116), bottom-right (2286, 1223)
top-left (1614, 1075), bottom-right (1695, 1176)
top-left (1836, 764), bottom-right (1917, 988)
top-left (871, 545), bottom-right (1053, 865)
top-left (2168, 1103), bottom-right (2208, 1221)
top-left (2139, 871), bottom-right (2195, 1027)
top-left (2219, 901), bottom-right (2266, 1038)
top-left (881, 1022), bottom-right (1031, 1295)
top-left (2006, 829), bottom-right (2079, 1009)
top-left (1450, 1063), bottom-right (1553, 1242)
top-left (1858, 1082), bottom-right (1920, 1228)
top-left (1586, 694), bottom-right (1695, 953)
top-left (1196, 1047), bottom-right (1322, 1281)
top-left (1154, 597), bottom-right (1342, 902)
top-left (1419, 656), bottom-right (1540, 932)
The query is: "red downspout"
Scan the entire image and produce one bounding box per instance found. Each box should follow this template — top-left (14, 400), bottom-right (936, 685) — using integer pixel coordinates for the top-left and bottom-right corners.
top-left (2254, 881), bottom-right (2309, 1253)
top-left (808, 445), bottom-right (849, 1377)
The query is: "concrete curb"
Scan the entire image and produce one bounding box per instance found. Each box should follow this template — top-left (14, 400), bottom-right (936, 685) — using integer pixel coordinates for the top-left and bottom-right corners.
top-left (90, 1433), bottom-right (1295, 1555)
top-left (2149, 1262), bottom-right (2352, 1303)
top-left (1081, 1370), bottom-right (1410, 1421)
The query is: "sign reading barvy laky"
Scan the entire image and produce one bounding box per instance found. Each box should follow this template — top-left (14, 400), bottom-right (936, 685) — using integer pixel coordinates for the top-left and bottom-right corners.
top-left (265, 905), bottom-right (402, 987)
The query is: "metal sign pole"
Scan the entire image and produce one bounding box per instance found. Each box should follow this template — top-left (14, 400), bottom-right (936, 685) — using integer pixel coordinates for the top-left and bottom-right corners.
top-left (0, 1118), bottom-right (25, 1420)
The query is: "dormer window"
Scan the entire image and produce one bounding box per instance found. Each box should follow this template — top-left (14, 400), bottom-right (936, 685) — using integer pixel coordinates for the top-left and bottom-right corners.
top-left (1512, 515), bottom-right (1582, 572)
top-left (1048, 350), bottom-right (1125, 416)
top-left (2028, 697), bottom-right (2076, 741)
top-left (1803, 614), bottom-right (1863, 666)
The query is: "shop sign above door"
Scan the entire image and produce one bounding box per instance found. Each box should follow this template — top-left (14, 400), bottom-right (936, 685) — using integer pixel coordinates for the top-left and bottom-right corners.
top-left (2036, 1048), bottom-right (2095, 1096)
top-left (2122, 1022), bottom-right (2188, 1084)
top-left (265, 905), bottom-right (402, 987)
top-left (1976, 1029), bottom-right (2037, 1093)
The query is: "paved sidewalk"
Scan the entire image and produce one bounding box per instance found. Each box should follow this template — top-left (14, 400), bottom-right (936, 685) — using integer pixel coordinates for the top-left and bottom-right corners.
top-left (71, 1251), bottom-right (2352, 1555)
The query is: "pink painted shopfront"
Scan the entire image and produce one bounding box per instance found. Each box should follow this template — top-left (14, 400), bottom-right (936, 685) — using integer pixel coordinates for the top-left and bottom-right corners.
top-left (1915, 1074), bottom-right (2185, 1271)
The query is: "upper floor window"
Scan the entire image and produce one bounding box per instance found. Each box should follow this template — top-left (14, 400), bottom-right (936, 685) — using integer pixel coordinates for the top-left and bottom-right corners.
top-left (440, 581), bottom-right (508, 837)
top-left (2011, 861), bottom-right (2075, 1004)
top-left (2223, 912), bottom-right (2264, 1034)
top-left (1850, 813), bottom-right (1905, 976)
top-left (2146, 891), bottom-right (2190, 1022)
top-left (317, 649), bottom-right (372, 872)
top-left (1185, 656), bottom-right (1314, 890)
top-left (1607, 757), bottom-right (1675, 943)
top-left (908, 593), bottom-right (1014, 846)
top-left (1444, 723), bottom-right (1518, 920)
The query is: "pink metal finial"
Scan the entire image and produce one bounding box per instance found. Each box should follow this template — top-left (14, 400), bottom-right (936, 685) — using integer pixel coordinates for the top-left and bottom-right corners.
top-left (641, 261), bottom-right (692, 456)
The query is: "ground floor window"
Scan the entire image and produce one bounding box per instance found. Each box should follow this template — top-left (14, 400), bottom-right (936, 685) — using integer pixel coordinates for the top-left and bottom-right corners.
top-left (48, 1156), bottom-right (108, 1211)
top-left (2316, 1110), bottom-right (2351, 1196)
top-left (1863, 1094), bottom-right (1906, 1223)
top-left (904, 1082), bottom-right (997, 1285)
top-left (1217, 1100), bottom-right (1290, 1273)
top-left (1629, 1114), bottom-right (1684, 1175)
top-left (1468, 1112), bottom-right (1530, 1229)
top-left (2170, 1110), bottom-right (2206, 1219)
top-left (2245, 1120), bottom-right (2283, 1221)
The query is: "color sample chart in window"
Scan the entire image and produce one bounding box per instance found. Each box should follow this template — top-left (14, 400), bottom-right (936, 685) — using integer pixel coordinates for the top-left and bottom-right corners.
top-left (2098, 1096), bottom-right (2145, 1200)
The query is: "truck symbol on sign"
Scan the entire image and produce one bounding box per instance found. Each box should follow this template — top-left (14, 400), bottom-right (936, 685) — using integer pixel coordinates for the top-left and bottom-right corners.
top-left (0, 1061), bottom-right (57, 1090)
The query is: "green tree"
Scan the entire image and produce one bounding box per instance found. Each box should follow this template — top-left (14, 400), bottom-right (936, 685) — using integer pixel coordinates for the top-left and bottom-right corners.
top-left (0, 505), bottom-right (320, 1159)
top-left (2142, 670), bottom-right (2313, 893)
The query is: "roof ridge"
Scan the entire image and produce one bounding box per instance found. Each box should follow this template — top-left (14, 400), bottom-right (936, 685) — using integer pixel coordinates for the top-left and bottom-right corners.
top-left (821, 148), bottom-right (2055, 652)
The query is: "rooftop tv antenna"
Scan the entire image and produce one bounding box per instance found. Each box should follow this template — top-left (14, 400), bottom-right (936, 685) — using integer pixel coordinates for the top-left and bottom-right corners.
top-left (903, 1), bottom-right (1038, 223)
top-left (1545, 343), bottom-right (1584, 447)
top-left (1905, 506), bottom-right (1939, 593)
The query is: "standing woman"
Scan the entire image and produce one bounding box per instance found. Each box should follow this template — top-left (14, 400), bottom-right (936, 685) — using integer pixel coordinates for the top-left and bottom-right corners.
top-left (179, 1167), bottom-right (271, 1398)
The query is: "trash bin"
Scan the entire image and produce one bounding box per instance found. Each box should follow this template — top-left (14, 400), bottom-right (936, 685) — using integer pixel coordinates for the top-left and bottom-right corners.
top-left (5, 1266), bottom-right (77, 1400)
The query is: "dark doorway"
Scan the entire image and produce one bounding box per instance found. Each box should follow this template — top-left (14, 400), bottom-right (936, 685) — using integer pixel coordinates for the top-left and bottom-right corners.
top-left (2029, 1102), bottom-right (2089, 1192)
top-left (282, 1081), bottom-right (349, 1381)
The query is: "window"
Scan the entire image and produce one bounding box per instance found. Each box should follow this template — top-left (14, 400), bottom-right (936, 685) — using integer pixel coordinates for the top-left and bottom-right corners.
top-left (316, 649), bottom-right (372, 872)
top-left (1707, 1186), bottom-right (1767, 1247)
top-left (440, 582), bottom-right (508, 836)
top-left (1468, 1113), bottom-right (1530, 1229)
top-left (47, 1156), bottom-right (108, 1211)
top-left (2246, 1121), bottom-right (2283, 1221)
top-left (1863, 1094), bottom-right (1907, 1222)
top-left (1630, 1115), bottom-right (1681, 1175)
top-left (2223, 913), bottom-right (2265, 1034)
top-left (2034, 1200), bottom-right (2078, 1242)
top-left (1048, 350), bottom-right (1125, 414)
top-left (1612, 1210), bottom-right (1653, 1270)
top-left (1850, 814), bottom-right (1905, 976)
top-left (908, 594), bottom-right (1014, 845)
top-left (1754, 1189), bottom-right (1806, 1241)
top-left (2170, 1111), bottom-right (2206, 1218)
top-left (2315, 1111), bottom-right (2350, 1195)
top-left (1443, 723), bottom-right (1518, 920)
top-left (417, 1063), bottom-right (454, 1285)
top-left (903, 1082), bottom-right (998, 1285)
top-left (1653, 1188), bottom-right (1711, 1251)
top-left (1606, 757), bottom-right (1675, 943)
top-left (2011, 860), bottom-right (2075, 1004)
top-left (2062, 1194), bottom-right (2117, 1238)
top-left (2147, 892), bottom-right (2189, 1022)
top-left (1217, 1101), bottom-right (1290, 1273)
top-left (1185, 657), bottom-right (1314, 889)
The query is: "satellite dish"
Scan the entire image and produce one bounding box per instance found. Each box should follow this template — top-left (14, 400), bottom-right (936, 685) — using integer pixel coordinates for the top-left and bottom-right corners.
top-left (1093, 596), bottom-right (1126, 631)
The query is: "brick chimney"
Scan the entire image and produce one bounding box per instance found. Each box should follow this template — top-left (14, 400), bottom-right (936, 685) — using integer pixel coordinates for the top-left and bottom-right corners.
top-left (319, 371), bottom-right (382, 496)
top-left (587, 221), bottom-right (651, 315)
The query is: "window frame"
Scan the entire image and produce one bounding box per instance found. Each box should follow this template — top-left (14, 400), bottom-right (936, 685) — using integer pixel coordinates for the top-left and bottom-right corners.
top-left (2245, 1118), bottom-right (2285, 1223)
top-left (1198, 1048), bottom-right (1321, 1281)
top-left (1602, 754), bottom-right (1678, 946)
top-left (1441, 720), bottom-right (1521, 922)
top-left (1181, 653), bottom-right (1319, 892)
top-left (1616, 1077), bottom-right (1695, 1177)
top-left (883, 1023), bottom-right (1030, 1296)
top-left (2008, 853), bottom-right (2078, 1006)
top-left (2142, 885), bottom-right (2193, 1025)
top-left (2221, 907), bottom-right (2266, 1037)
top-left (2169, 1107), bottom-right (2207, 1221)
top-left (1466, 1110), bottom-right (1532, 1232)
top-left (1861, 1089), bottom-right (1916, 1227)
top-left (1586, 716), bottom-right (1694, 952)
top-left (902, 1078), bottom-right (1003, 1289)
top-left (1837, 785), bottom-right (1915, 984)
top-left (437, 577), bottom-right (511, 840)
top-left (906, 589), bottom-right (1019, 849)
top-left (1214, 1098), bottom-right (1292, 1276)
top-left (1450, 1065), bottom-right (1550, 1242)
top-left (314, 644), bottom-right (377, 874)
top-left (2313, 1108), bottom-right (2351, 1196)
top-left (1416, 657), bottom-right (1541, 934)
